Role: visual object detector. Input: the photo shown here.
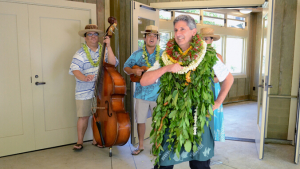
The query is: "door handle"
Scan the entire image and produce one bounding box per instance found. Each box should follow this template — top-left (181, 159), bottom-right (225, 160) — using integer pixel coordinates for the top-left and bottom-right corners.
top-left (258, 84), bottom-right (272, 88)
top-left (35, 82), bottom-right (46, 85)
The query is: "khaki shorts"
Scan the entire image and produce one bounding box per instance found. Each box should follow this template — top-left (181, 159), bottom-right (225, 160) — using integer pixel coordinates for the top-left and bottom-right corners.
top-left (76, 99), bottom-right (92, 117)
top-left (135, 99), bottom-right (157, 123)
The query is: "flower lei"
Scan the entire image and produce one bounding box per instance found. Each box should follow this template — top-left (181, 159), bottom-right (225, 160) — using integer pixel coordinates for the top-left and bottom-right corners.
top-left (83, 42), bottom-right (102, 67)
top-left (162, 33), bottom-right (206, 75)
top-left (150, 35), bottom-right (218, 166)
top-left (142, 44), bottom-right (161, 67)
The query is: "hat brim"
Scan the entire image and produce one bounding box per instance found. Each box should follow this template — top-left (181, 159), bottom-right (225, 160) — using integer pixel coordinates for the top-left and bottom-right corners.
top-left (78, 29), bottom-right (103, 37)
top-left (203, 34), bottom-right (220, 41)
top-left (140, 31), bottom-right (161, 35)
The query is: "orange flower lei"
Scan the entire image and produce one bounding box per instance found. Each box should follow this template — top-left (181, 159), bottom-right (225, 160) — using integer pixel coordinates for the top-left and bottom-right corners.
top-left (165, 33), bottom-right (202, 66)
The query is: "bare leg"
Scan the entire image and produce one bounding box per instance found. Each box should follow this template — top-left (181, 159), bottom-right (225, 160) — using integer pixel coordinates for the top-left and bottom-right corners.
top-left (132, 123), bottom-right (145, 155)
top-left (73, 116), bottom-right (89, 149)
top-left (91, 117), bottom-right (103, 148)
top-left (137, 123), bottom-right (146, 149)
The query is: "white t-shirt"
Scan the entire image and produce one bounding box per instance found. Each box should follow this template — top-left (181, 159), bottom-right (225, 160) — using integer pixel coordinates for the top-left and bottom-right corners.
top-left (148, 57), bottom-right (229, 83)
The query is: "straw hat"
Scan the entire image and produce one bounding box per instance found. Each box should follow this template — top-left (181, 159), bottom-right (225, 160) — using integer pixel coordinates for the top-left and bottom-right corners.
top-left (78, 24), bottom-right (103, 37)
top-left (140, 25), bottom-right (161, 34)
top-left (200, 28), bottom-right (220, 41)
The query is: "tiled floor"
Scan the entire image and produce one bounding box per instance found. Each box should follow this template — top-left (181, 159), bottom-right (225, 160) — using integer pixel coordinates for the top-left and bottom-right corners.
top-left (0, 101), bottom-right (299, 169)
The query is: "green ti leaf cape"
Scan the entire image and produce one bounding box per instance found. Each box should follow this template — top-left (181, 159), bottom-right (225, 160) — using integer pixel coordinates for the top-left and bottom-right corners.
top-left (150, 44), bottom-right (218, 165)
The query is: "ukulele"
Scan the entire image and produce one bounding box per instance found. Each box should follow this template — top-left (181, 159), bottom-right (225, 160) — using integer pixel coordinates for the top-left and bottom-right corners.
top-left (130, 65), bottom-right (149, 82)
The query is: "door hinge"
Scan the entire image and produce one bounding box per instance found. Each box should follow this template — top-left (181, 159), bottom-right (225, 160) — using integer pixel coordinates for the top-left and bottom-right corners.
top-left (89, 19), bottom-right (92, 24)
top-left (30, 77), bottom-right (32, 83)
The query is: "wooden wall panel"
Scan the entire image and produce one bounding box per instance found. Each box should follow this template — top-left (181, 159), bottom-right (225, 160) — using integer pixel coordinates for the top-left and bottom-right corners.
top-left (158, 0), bottom-right (171, 2)
top-left (237, 78), bottom-right (245, 97)
top-left (228, 80), bottom-right (238, 98)
top-left (266, 0), bottom-right (297, 139)
top-left (245, 78), bottom-right (250, 95)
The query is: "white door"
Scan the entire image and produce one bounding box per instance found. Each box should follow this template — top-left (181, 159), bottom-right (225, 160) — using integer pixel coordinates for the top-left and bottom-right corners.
top-left (0, 2), bottom-right (35, 157)
top-left (28, 5), bottom-right (94, 149)
top-left (255, 0), bottom-right (275, 160)
top-left (130, 1), bottom-right (159, 144)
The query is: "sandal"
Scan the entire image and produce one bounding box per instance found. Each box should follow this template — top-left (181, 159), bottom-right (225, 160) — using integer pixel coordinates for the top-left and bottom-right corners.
top-left (92, 143), bottom-right (104, 148)
top-left (73, 144), bottom-right (83, 151)
top-left (132, 148), bottom-right (144, 155)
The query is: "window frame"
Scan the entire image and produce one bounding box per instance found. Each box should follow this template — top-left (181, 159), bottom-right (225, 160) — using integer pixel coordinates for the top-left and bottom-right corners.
top-left (222, 35), bottom-right (247, 78)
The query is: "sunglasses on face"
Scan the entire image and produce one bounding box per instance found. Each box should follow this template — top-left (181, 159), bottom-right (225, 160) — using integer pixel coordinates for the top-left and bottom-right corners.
top-left (86, 33), bottom-right (99, 37)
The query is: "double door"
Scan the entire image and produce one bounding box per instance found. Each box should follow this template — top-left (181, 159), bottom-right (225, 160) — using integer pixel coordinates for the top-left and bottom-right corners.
top-left (130, 0), bottom-right (280, 161)
top-left (0, 0), bottom-right (95, 157)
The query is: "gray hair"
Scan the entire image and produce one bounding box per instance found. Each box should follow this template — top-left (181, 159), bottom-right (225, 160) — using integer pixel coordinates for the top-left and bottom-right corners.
top-left (173, 15), bottom-right (196, 30)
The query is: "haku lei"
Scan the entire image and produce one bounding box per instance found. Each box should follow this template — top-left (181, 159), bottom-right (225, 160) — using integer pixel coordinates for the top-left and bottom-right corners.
top-left (142, 44), bottom-right (161, 67)
top-left (83, 42), bottom-right (102, 67)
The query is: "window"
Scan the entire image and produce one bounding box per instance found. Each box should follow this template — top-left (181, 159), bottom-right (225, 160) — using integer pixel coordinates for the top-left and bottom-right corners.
top-left (202, 11), bottom-right (224, 26)
top-left (227, 15), bottom-right (245, 21)
top-left (159, 10), bottom-right (171, 20)
top-left (225, 37), bottom-right (245, 74)
top-left (227, 20), bottom-right (245, 29)
top-left (159, 32), bottom-right (171, 50)
top-left (227, 15), bottom-right (246, 29)
top-left (175, 11), bottom-right (200, 23)
top-left (203, 17), bottom-right (224, 26)
top-left (212, 37), bottom-right (223, 55)
top-left (138, 40), bottom-right (144, 50)
top-left (178, 10), bottom-right (200, 14)
top-left (203, 11), bottom-right (224, 18)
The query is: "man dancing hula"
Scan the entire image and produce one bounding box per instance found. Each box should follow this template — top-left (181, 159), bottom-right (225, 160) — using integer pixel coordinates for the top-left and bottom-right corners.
top-left (140, 15), bottom-right (234, 169)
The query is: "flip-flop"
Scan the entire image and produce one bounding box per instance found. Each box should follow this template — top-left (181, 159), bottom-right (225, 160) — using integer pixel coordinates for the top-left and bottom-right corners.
top-left (73, 144), bottom-right (83, 151)
top-left (92, 143), bottom-right (104, 148)
top-left (132, 149), bottom-right (144, 155)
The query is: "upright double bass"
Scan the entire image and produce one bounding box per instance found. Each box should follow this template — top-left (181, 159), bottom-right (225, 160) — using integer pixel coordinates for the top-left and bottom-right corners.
top-left (91, 17), bottom-right (131, 156)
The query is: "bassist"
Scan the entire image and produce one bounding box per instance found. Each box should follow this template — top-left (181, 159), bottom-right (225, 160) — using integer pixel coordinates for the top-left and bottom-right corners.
top-left (69, 24), bottom-right (119, 151)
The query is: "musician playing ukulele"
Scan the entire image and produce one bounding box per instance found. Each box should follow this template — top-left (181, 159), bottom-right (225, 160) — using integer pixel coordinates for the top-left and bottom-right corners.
top-left (123, 25), bottom-right (163, 155)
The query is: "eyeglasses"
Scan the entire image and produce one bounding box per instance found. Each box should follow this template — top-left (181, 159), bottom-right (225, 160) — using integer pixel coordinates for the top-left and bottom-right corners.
top-left (86, 33), bottom-right (99, 37)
